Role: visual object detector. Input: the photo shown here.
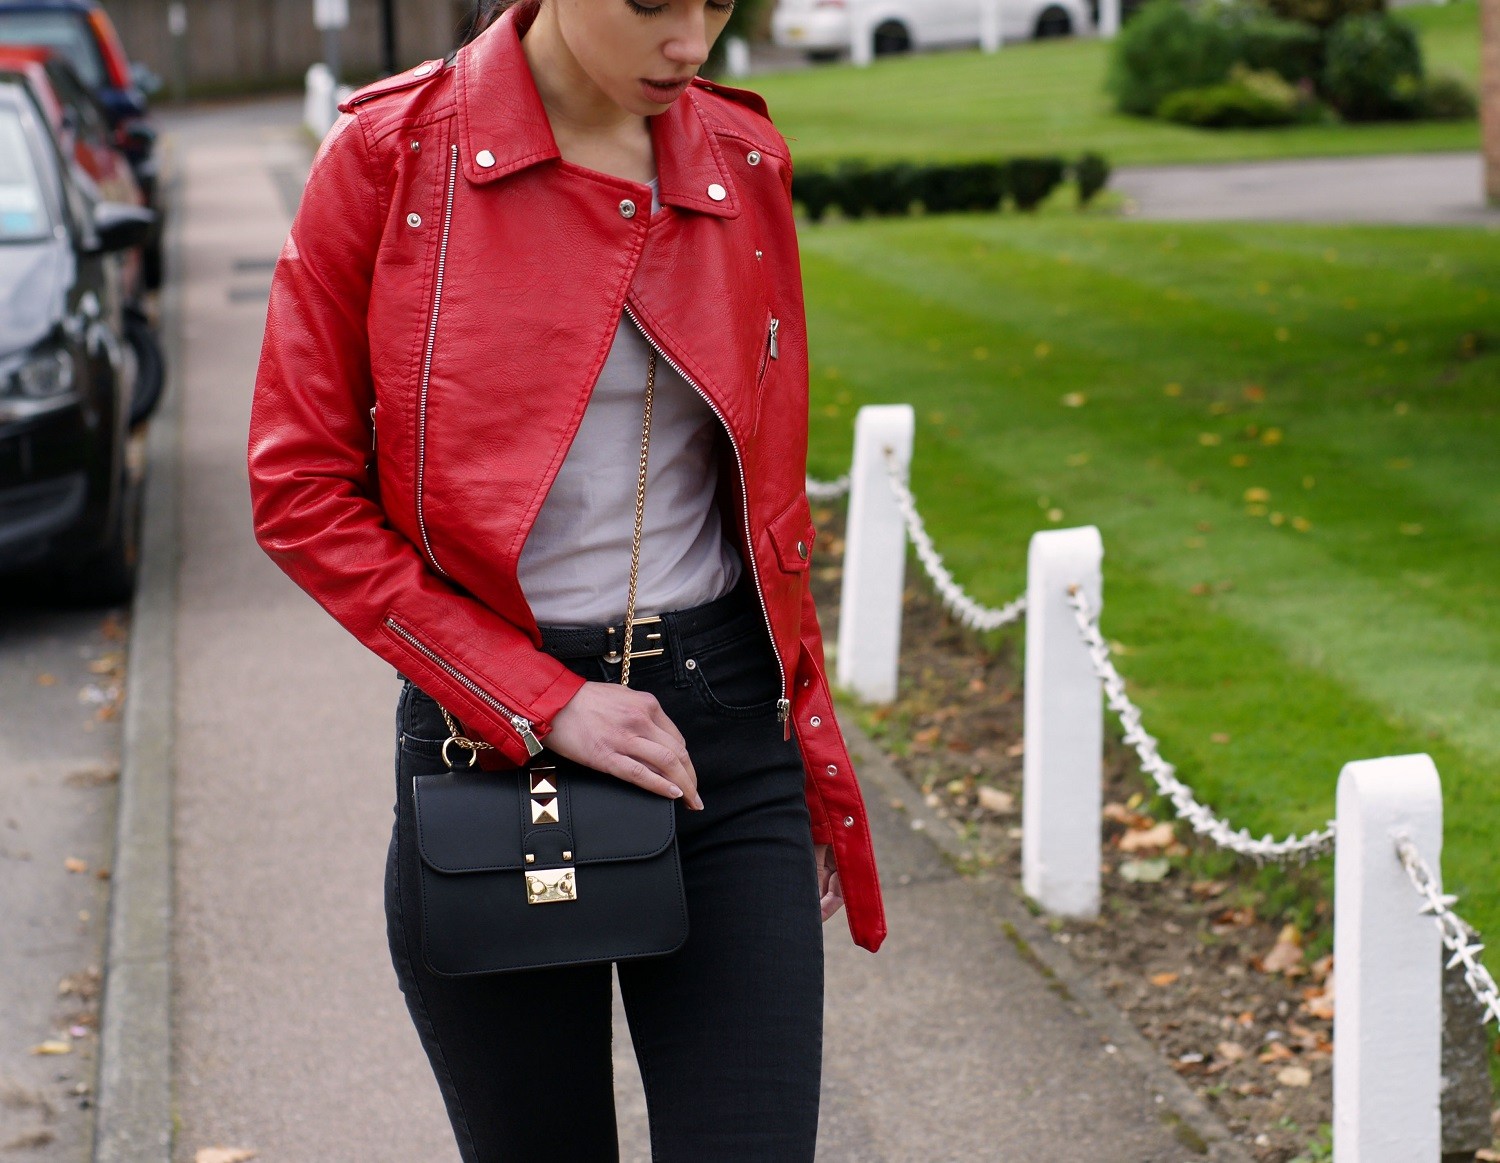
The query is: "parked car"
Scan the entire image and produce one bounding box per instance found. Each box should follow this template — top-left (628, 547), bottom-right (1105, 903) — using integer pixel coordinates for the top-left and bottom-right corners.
top-left (0, 0), bottom-right (162, 286)
top-left (0, 72), bottom-right (154, 601)
top-left (0, 45), bottom-right (161, 422)
top-left (772, 0), bottom-right (1090, 58)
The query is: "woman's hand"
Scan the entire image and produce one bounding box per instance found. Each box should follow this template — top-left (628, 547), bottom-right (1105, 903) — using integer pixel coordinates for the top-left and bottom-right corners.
top-left (545, 681), bottom-right (703, 810)
top-left (814, 843), bottom-right (844, 922)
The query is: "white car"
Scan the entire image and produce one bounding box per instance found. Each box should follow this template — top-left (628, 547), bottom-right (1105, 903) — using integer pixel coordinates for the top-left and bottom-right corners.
top-left (771, 0), bottom-right (1092, 58)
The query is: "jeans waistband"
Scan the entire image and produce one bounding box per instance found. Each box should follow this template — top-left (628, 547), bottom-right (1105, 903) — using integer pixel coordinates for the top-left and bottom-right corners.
top-left (537, 573), bottom-right (758, 662)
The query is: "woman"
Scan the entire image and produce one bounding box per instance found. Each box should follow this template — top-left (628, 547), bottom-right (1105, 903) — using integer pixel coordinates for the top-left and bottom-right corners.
top-left (248, 0), bottom-right (886, 1157)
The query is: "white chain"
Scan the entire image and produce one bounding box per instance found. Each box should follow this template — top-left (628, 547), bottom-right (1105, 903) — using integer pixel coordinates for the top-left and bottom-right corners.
top-left (1396, 838), bottom-right (1500, 1028)
top-left (1065, 585), bottom-right (1337, 863)
top-left (805, 474), bottom-right (851, 500)
top-left (881, 455), bottom-right (1028, 632)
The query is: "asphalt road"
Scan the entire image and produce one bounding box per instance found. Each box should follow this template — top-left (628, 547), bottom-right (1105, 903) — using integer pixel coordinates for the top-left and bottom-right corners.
top-left (0, 584), bottom-right (125, 1157)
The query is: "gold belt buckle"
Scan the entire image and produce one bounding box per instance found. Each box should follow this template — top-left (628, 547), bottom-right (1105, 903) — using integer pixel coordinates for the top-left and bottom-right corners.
top-left (602, 615), bottom-right (664, 664)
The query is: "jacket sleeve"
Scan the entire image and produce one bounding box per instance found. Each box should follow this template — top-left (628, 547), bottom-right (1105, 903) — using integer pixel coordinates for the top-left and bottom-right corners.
top-left (247, 111), bottom-right (585, 765)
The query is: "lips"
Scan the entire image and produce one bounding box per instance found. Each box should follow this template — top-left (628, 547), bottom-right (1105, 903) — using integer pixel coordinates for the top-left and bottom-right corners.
top-left (641, 76), bottom-right (692, 102)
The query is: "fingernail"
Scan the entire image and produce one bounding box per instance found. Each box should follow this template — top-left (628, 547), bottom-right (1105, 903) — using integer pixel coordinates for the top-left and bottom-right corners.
top-left (692, 796), bottom-right (705, 811)
top-left (668, 787), bottom-right (684, 798)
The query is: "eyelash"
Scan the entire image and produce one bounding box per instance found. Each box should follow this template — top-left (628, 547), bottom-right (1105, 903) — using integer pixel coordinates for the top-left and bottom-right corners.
top-left (626, 0), bottom-right (736, 15)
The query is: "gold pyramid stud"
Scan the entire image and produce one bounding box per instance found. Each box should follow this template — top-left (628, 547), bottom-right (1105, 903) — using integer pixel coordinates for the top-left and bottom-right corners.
top-left (530, 797), bottom-right (559, 825)
top-left (530, 773), bottom-right (557, 794)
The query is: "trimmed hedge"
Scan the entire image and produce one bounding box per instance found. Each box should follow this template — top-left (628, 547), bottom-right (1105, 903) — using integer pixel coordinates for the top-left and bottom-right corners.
top-left (1108, 0), bottom-right (1238, 117)
top-left (792, 154), bottom-right (1108, 222)
top-left (1322, 11), bottom-right (1424, 121)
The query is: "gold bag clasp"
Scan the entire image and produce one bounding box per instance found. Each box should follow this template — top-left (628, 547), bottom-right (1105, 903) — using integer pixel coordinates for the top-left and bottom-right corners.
top-left (525, 867), bottom-right (577, 904)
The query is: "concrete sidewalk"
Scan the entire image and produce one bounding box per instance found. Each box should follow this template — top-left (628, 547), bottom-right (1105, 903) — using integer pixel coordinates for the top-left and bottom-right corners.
top-left (144, 97), bottom-right (1236, 1162)
top-left (1113, 151), bottom-right (1500, 226)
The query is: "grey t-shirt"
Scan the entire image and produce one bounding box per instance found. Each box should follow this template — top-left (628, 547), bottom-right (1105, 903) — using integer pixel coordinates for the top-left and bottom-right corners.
top-left (516, 181), bottom-right (743, 625)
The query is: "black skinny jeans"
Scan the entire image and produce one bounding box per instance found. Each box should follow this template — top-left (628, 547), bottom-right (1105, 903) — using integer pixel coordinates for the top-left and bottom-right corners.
top-left (385, 585), bottom-right (825, 1162)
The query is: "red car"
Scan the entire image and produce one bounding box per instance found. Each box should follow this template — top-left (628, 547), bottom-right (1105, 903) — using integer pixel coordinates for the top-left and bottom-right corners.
top-left (0, 44), bottom-right (160, 423)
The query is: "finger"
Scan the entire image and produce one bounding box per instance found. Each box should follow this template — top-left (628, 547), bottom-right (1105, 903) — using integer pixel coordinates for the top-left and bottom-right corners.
top-left (631, 735), bottom-right (702, 811)
top-left (604, 754), bottom-right (688, 803)
top-left (642, 700), bottom-right (698, 792)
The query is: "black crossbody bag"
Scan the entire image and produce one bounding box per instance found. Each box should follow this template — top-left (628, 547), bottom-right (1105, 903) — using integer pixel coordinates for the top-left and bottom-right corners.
top-left (412, 348), bottom-right (690, 976)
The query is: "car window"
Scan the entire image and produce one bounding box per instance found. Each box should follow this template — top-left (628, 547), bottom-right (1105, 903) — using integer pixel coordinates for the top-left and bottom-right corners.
top-left (0, 11), bottom-right (106, 88)
top-left (44, 59), bottom-right (110, 147)
top-left (0, 103), bottom-right (52, 241)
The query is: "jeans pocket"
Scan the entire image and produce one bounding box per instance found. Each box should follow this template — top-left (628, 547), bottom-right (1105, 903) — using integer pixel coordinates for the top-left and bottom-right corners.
top-left (686, 634), bottom-right (781, 720)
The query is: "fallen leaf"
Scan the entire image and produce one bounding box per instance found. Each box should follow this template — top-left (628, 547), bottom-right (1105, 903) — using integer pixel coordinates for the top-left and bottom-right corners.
top-left (1276, 1065), bottom-right (1312, 1087)
top-left (1243, 486), bottom-right (1270, 503)
top-left (1198, 432), bottom-right (1222, 446)
top-left (1190, 880), bottom-right (1228, 899)
top-left (1258, 1041), bottom-right (1295, 1063)
top-left (1149, 972), bottom-right (1179, 987)
top-left (976, 786), bottom-right (1015, 815)
top-left (1004, 740), bottom-right (1025, 758)
top-left (195, 1151), bottom-right (259, 1163)
top-left (1119, 858), bottom-right (1171, 883)
top-left (967, 677), bottom-right (986, 693)
top-left (37, 673), bottom-right (57, 687)
top-left (64, 857), bottom-right (88, 874)
top-left (1210, 732), bottom-right (1231, 744)
top-left (1212, 906), bottom-right (1257, 931)
top-left (1259, 924), bottom-right (1304, 976)
top-left (95, 867), bottom-right (112, 880)
top-left (1309, 954), bottom-right (1333, 983)
top-left (29, 1040), bottom-right (71, 1055)
top-left (1118, 822), bottom-right (1175, 853)
top-left (1216, 1041), bottom-right (1248, 1063)
top-left (1060, 391), bottom-right (1086, 407)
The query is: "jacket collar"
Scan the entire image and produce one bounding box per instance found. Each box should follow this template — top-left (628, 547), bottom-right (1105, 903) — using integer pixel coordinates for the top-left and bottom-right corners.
top-left (455, 0), bottom-right (739, 219)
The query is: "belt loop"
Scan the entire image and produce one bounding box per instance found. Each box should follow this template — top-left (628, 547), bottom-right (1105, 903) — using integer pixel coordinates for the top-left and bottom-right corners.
top-left (662, 607), bottom-right (694, 688)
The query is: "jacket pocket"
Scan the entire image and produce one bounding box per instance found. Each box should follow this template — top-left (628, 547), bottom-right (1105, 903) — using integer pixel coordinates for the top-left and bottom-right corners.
top-left (766, 491), bottom-right (814, 574)
top-left (755, 310), bottom-right (779, 387)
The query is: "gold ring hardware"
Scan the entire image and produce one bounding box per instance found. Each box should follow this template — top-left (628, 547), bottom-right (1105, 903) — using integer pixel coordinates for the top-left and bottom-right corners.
top-left (442, 736), bottom-right (478, 769)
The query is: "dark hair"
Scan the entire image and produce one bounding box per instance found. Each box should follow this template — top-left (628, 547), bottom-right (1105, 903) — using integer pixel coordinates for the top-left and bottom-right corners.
top-left (461, 0), bottom-right (530, 45)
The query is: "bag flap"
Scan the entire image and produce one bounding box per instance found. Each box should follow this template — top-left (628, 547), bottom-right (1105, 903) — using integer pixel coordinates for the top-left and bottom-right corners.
top-left (413, 764), bottom-right (676, 875)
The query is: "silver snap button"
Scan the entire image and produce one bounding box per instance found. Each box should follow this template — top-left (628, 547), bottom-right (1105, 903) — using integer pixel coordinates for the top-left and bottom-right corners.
top-left (685, 658), bottom-right (697, 670)
top-left (825, 764), bottom-right (837, 776)
top-left (619, 199), bottom-right (637, 219)
top-left (476, 149), bottom-right (496, 168)
top-left (747, 150), bottom-right (761, 166)
top-left (707, 183), bottom-right (726, 202)
top-left (801, 678), bottom-right (810, 687)
top-left (843, 815), bottom-right (855, 827)
top-left (809, 716), bottom-right (821, 727)
top-left (410, 141), bottom-right (421, 152)
top-left (796, 540), bottom-right (808, 559)
top-left (413, 63), bottom-right (433, 77)
top-left (406, 212), bottom-right (422, 228)
top-left (755, 249), bottom-right (763, 260)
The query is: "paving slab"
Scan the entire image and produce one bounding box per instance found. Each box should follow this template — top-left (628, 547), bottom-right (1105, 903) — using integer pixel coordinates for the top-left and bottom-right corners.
top-left (155, 96), bottom-right (1230, 1162)
top-left (1114, 151), bottom-right (1500, 226)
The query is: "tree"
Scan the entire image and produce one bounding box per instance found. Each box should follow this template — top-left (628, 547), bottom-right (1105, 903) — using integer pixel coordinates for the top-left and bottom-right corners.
top-left (1485, 0), bottom-right (1499, 202)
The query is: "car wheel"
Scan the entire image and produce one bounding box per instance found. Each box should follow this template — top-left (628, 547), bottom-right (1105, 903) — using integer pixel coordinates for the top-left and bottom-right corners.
top-left (1034, 5), bottom-right (1073, 36)
top-left (873, 20), bottom-right (912, 54)
top-left (61, 473), bottom-right (142, 606)
top-left (125, 307), bottom-right (165, 428)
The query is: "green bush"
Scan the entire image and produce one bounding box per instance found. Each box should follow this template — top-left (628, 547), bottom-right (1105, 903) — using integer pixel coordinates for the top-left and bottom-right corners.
top-left (830, 159), bottom-right (877, 218)
top-left (1074, 152), bottom-right (1112, 205)
top-left (1259, 0), bottom-right (1380, 33)
top-left (1322, 12), bottom-right (1424, 121)
top-left (866, 163), bottom-right (921, 215)
top-left (1418, 73), bottom-right (1477, 121)
top-left (1107, 0), bottom-right (1238, 117)
top-left (1007, 157), bottom-right (1067, 210)
top-left (792, 169), bottom-right (836, 222)
top-left (1224, 10), bottom-right (1325, 84)
top-left (1158, 69), bottom-right (1305, 127)
top-left (914, 162), bottom-right (1008, 213)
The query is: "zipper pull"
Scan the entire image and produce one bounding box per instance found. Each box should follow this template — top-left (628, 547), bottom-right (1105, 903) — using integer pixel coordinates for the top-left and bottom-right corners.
top-left (777, 697), bottom-right (791, 740)
top-left (769, 317), bottom-right (780, 360)
top-left (512, 716), bottom-right (544, 758)
top-left (369, 405), bottom-right (377, 452)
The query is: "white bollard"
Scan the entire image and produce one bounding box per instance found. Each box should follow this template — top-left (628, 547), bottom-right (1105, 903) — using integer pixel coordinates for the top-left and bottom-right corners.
top-left (1021, 525), bottom-right (1104, 917)
top-left (1098, 0), bottom-right (1120, 38)
top-left (849, 1), bottom-right (876, 67)
top-left (723, 35), bottom-right (751, 77)
top-left (1333, 754), bottom-right (1443, 1163)
top-left (303, 62), bottom-right (336, 139)
top-left (835, 404), bottom-right (915, 703)
top-left (979, 0), bottom-right (1003, 53)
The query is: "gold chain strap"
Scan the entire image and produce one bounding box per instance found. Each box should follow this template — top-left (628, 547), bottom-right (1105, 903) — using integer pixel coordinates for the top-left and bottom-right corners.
top-left (439, 350), bottom-right (658, 763)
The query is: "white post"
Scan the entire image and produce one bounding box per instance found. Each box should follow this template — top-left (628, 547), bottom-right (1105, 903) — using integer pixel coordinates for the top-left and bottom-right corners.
top-left (1098, 0), bottom-right (1120, 38)
top-left (850, 0), bottom-right (876, 67)
top-left (979, 0), bottom-right (1003, 53)
top-left (835, 405), bottom-right (915, 703)
top-left (303, 63), bottom-right (336, 139)
top-left (723, 35), bottom-right (752, 77)
top-left (1333, 754), bottom-right (1443, 1163)
top-left (1021, 526), bottom-right (1104, 917)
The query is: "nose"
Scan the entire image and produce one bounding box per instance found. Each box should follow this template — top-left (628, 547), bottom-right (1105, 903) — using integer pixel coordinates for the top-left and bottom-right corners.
top-left (663, 6), bottom-right (710, 67)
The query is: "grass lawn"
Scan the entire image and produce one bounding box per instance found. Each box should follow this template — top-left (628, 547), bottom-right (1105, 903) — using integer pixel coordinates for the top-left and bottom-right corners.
top-left (752, 0), bottom-right (1482, 166)
top-left (799, 210), bottom-right (1500, 943)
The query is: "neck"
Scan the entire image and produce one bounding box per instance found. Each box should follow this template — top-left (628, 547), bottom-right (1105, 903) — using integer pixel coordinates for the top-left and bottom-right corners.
top-left (520, 4), bottom-right (638, 138)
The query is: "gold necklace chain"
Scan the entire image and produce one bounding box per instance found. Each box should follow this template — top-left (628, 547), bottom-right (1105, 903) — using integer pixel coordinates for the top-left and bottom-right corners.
top-left (439, 349), bottom-right (658, 758)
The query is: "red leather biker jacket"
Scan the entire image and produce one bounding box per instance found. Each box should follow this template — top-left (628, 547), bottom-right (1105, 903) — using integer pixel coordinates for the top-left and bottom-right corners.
top-left (247, 0), bottom-right (886, 952)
